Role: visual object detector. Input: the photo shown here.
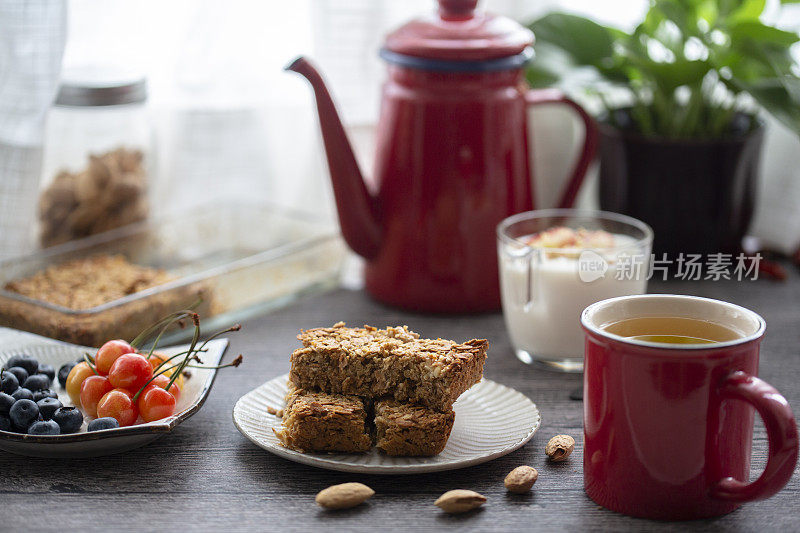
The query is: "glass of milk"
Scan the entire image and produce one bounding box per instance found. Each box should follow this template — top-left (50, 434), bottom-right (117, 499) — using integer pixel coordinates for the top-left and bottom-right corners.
top-left (497, 209), bottom-right (653, 372)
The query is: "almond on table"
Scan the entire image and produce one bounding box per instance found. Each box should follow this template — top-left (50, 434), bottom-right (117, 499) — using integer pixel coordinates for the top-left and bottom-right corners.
top-left (315, 483), bottom-right (374, 510)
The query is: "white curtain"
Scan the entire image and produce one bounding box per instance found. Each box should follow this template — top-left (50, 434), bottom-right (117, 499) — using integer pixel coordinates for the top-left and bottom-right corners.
top-left (0, 0), bottom-right (66, 260)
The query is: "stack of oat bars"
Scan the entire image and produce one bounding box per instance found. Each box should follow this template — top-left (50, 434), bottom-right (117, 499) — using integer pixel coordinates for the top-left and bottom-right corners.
top-left (274, 322), bottom-right (488, 456)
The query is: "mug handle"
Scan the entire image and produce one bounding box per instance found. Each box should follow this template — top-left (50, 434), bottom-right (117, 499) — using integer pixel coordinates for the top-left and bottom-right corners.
top-left (525, 88), bottom-right (599, 209)
top-left (710, 371), bottom-right (799, 502)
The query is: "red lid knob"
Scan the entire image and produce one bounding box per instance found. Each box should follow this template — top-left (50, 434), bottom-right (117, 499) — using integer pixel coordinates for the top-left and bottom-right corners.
top-left (438, 0), bottom-right (478, 21)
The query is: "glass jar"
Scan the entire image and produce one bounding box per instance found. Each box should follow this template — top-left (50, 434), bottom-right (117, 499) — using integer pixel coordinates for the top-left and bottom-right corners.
top-left (497, 209), bottom-right (653, 372)
top-left (38, 67), bottom-right (153, 247)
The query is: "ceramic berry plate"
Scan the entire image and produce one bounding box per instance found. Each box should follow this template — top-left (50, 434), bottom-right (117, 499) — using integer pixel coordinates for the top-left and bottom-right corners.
top-left (233, 374), bottom-right (541, 474)
top-left (0, 327), bottom-right (228, 458)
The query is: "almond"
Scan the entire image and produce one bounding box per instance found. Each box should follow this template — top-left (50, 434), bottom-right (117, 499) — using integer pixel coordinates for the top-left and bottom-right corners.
top-left (504, 465), bottom-right (538, 493)
top-left (545, 434), bottom-right (575, 462)
top-left (434, 489), bottom-right (486, 514)
top-left (315, 482), bottom-right (374, 510)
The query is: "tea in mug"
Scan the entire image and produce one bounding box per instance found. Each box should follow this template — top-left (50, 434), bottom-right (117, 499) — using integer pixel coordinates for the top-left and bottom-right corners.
top-left (602, 316), bottom-right (742, 345)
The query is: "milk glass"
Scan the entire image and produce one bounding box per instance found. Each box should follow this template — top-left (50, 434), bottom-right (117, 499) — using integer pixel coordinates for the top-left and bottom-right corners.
top-left (497, 209), bottom-right (653, 372)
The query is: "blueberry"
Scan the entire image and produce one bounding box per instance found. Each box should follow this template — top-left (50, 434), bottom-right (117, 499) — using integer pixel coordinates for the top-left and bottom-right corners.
top-left (52, 407), bottom-right (83, 434)
top-left (5, 366), bottom-right (28, 384)
top-left (9, 399), bottom-right (39, 431)
top-left (11, 388), bottom-right (33, 402)
top-left (88, 417), bottom-right (118, 432)
top-left (37, 364), bottom-right (55, 382)
top-left (58, 362), bottom-right (77, 388)
top-left (0, 392), bottom-right (14, 416)
top-left (4, 354), bottom-right (38, 375)
top-left (28, 420), bottom-right (60, 436)
top-left (0, 371), bottom-right (19, 394)
top-left (32, 389), bottom-right (58, 402)
top-left (36, 397), bottom-right (62, 420)
top-left (0, 414), bottom-right (10, 432)
top-left (22, 374), bottom-right (50, 392)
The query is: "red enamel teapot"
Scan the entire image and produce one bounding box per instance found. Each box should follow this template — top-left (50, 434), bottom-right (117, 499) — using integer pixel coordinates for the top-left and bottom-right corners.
top-left (287, 0), bottom-right (597, 312)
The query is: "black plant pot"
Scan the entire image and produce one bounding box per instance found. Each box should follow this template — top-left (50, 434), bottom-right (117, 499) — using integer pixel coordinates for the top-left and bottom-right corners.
top-left (598, 115), bottom-right (764, 257)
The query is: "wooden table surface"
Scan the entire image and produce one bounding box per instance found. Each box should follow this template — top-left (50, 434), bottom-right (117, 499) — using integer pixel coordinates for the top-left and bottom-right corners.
top-left (3, 267), bottom-right (799, 532)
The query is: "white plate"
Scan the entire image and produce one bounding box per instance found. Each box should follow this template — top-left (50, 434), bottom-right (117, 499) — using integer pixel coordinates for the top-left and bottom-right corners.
top-left (233, 373), bottom-right (541, 474)
top-left (0, 327), bottom-right (229, 458)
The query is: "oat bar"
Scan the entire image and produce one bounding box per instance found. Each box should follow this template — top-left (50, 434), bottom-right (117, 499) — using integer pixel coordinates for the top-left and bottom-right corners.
top-left (273, 384), bottom-right (373, 453)
top-left (374, 399), bottom-right (455, 457)
top-left (289, 323), bottom-right (487, 411)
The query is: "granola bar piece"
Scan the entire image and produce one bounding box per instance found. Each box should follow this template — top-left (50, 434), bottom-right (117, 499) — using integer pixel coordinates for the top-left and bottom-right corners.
top-left (290, 323), bottom-right (487, 411)
top-left (374, 399), bottom-right (455, 456)
top-left (273, 384), bottom-right (373, 453)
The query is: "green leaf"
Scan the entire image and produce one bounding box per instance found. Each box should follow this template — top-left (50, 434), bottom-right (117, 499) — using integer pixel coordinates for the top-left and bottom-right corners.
top-left (729, 21), bottom-right (800, 47)
top-left (524, 1), bottom-right (800, 139)
top-left (526, 43), bottom-right (571, 88)
top-left (695, 0), bottom-right (719, 25)
top-left (529, 13), bottom-right (616, 66)
top-left (728, 0), bottom-right (767, 24)
top-left (650, 0), bottom-right (692, 35)
top-left (729, 77), bottom-right (800, 135)
top-left (638, 59), bottom-right (711, 92)
top-left (526, 42), bottom-right (627, 91)
top-left (724, 40), bottom-right (798, 82)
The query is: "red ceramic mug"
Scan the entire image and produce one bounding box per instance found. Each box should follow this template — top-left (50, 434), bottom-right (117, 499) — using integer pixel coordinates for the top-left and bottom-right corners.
top-left (581, 294), bottom-right (798, 520)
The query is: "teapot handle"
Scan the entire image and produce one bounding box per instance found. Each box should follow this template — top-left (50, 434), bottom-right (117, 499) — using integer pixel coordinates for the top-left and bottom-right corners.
top-left (525, 88), bottom-right (598, 208)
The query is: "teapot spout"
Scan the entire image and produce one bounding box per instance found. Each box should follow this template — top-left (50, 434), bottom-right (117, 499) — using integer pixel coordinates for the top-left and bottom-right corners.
top-left (285, 57), bottom-right (382, 260)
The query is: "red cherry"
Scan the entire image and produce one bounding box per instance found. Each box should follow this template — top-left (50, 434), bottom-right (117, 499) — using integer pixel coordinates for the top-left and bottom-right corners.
top-left (150, 374), bottom-right (181, 402)
top-left (108, 353), bottom-right (153, 392)
top-left (95, 340), bottom-right (134, 376)
top-left (79, 375), bottom-right (114, 418)
top-left (137, 386), bottom-right (177, 422)
top-left (96, 389), bottom-right (139, 426)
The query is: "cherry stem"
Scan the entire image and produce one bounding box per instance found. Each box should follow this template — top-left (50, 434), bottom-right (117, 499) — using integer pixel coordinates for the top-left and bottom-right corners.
top-left (145, 311), bottom-right (196, 361)
top-left (165, 316), bottom-right (201, 393)
top-left (132, 358), bottom-right (199, 402)
top-left (184, 355), bottom-right (243, 370)
top-left (150, 315), bottom-right (200, 375)
top-left (150, 321), bottom-right (236, 373)
top-left (83, 353), bottom-right (99, 375)
top-left (150, 348), bottom-right (208, 373)
top-left (129, 300), bottom-right (201, 349)
top-left (130, 310), bottom-right (188, 349)
top-left (131, 315), bottom-right (242, 401)
top-left (195, 324), bottom-right (241, 356)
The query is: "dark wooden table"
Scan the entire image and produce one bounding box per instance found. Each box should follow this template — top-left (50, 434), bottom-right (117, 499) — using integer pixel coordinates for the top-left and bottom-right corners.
top-left (4, 267), bottom-right (799, 532)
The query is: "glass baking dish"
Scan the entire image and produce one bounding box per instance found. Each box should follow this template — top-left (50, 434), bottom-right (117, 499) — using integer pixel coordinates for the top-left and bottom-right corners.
top-left (0, 202), bottom-right (345, 346)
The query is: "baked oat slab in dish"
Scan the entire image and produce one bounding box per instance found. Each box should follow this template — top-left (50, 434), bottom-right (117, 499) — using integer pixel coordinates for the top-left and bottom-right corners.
top-left (0, 254), bottom-right (208, 347)
top-left (289, 323), bottom-right (487, 411)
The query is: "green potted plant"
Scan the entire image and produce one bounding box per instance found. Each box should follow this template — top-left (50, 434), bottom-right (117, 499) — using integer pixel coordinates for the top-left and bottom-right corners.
top-left (526, 0), bottom-right (800, 256)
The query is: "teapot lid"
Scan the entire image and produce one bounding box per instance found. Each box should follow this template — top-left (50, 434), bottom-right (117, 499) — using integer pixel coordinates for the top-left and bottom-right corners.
top-left (384, 0), bottom-right (533, 61)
